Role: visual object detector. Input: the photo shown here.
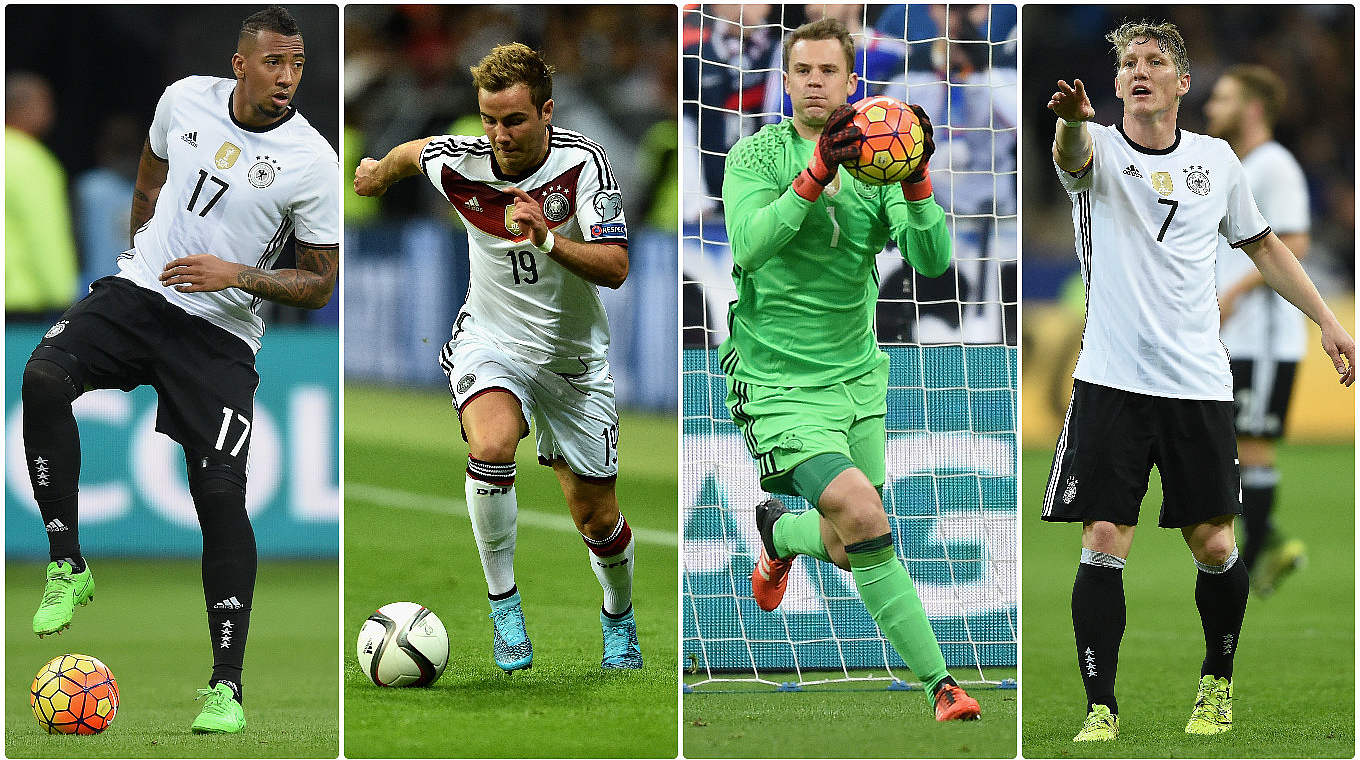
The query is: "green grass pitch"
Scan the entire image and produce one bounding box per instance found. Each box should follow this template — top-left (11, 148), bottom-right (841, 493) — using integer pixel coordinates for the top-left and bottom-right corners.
top-left (343, 384), bottom-right (678, 758)
top-left (1022, 443), bottom-right (1355, 757)
top-left (5, 559), bottom-right (338, 757)
top-left (683, 670), bottom-right (1018, 757)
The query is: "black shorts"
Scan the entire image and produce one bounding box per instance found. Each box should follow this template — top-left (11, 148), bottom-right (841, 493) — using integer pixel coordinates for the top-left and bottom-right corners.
top-left (1230, 359), bottom-right (1298, 439)
top-left (1041, 379), bottom-right (1241, 528)
top-left (29, 277), bottom-right (259, 475)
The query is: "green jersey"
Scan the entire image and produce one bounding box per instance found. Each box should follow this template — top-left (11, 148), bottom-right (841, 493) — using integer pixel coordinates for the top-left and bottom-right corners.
top-left (718, 119), bottom-right (951, 387)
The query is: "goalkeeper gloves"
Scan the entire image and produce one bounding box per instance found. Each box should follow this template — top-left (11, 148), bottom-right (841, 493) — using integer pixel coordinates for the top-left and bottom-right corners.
top-left (791, 104), bottom-right (862, 202)
top-left (901, 104), bottom-right (937, 201)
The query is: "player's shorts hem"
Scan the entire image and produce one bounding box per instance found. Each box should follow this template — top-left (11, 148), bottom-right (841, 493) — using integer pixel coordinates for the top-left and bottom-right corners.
top-left (536, 455), bottom-right (617, 482)
top-left (455, 386), bottom-right (530, 443)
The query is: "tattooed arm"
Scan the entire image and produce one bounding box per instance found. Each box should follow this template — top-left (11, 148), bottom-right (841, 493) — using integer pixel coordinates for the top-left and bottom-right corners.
top-left (158, 241), bottom-right (339, 309)
top-left (131, 138), bottom-right (170, 244)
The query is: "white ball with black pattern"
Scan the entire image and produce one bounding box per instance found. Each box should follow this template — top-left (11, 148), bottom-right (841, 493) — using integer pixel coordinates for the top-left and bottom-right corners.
top-left (356, 602), bottom-right (449, 687)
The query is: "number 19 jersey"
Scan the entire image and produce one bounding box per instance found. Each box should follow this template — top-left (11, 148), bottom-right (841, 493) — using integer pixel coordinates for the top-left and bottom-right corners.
top-left (116, 76), bottom-right (340, 353)
top-left (419, 126), bottom-right (628, 361)
top-left (1057, 124), bottom-right (1269, 401)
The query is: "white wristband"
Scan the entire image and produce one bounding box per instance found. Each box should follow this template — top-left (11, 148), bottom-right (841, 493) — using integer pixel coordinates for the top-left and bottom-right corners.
top-left (535, 229), bottom-right (555, 254)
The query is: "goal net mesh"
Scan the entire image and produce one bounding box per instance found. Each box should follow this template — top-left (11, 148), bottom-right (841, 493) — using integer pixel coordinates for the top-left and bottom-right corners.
top-left (681, 3), bottom-right (1017, 690)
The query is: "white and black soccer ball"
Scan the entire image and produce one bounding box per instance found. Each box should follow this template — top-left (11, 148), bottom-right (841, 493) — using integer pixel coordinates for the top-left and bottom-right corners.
top-left (356, 602), bottom-right (449, 687)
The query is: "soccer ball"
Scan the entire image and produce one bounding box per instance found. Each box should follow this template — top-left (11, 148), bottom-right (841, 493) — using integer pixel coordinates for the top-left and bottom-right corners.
top-left (30, 653), bottom-right (119, 735)
top-left (356, 602), bottom-right (449, 687)
top-left (843, 96), bottom-right (926, 185)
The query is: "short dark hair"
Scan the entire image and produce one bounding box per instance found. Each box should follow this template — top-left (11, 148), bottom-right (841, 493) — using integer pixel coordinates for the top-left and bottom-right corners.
top-left (470, 43), bottom-right (555, 111)
top-left (784, 17), bottom-right (856, 74)
top-left (239, 6), bottom-right (301, 45)
top-left (1224, 64), bottom-right (1287, 128)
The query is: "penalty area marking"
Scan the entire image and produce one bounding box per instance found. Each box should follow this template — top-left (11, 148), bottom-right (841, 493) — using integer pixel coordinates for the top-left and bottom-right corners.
top-left (345, 481), bottom-right (678, 547)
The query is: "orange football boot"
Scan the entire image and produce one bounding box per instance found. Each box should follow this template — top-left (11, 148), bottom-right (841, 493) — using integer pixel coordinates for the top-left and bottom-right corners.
top-left (934, 682), bottom-right (982, 721)
top-left (751, 498), bottom-right (793, 611)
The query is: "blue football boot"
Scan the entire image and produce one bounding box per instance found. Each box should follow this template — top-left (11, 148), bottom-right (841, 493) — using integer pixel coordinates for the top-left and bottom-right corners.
top-left (489, 591), bottom-right (533, 672)
top-left (601, 607), bottom-right (643, 669)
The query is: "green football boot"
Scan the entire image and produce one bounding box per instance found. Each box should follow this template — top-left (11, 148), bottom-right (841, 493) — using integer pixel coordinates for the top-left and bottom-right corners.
top-left (1185, 675), bottom-right (1232, 735)
top-left (191, 683), bottom-right (246, 734)
top-left (32, 560), bottom-right (94, 637)
top-left (1073, 704), bottom-right (1118, 742)
top-left (1253, 538), bottom-right (1307, 597)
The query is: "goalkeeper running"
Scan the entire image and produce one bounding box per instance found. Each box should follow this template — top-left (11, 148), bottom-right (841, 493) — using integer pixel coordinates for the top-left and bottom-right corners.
top-left (720, 17), bottom-right (980, 721)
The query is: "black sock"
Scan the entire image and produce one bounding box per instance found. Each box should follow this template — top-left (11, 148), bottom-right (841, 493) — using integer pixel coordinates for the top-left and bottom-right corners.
top-left (190, 456), bottom-right (255, 706)
top-left (1196, 552), bottom-right (1249, 680)
top-left (931, 674), bottom-right (959, 698)
top-left (1240, 467), bottom-right (1278, 572)
top-left (22, 360), bottom-right (83, 563)
top-left (1073, 560), bottom-right (1125, 714)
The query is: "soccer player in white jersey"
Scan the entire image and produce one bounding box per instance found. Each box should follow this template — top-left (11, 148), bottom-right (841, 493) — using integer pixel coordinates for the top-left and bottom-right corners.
top-left (1205, 65), bottom-right (1312, 595)
top-left (1042, 20), bottom-right (1354, 742)
top-left (353, 43), bottom-right (642, 672)
top-left (20, 6), bottom-right (338, 734)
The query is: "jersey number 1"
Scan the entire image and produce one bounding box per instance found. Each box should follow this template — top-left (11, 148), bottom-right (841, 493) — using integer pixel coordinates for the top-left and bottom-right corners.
top-left (187, 170), bottom-right (230, 217)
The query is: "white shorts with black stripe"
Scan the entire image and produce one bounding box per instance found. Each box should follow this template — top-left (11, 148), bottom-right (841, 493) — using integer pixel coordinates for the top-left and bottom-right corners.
top-left (440, 329), bottom-right (619, 479)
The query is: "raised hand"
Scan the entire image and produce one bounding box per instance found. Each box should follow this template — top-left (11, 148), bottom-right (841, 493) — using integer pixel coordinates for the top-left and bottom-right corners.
top-left (1049, 79), bottom-right (1095, 123)
top-left (792, 104), bottom-right (862, 201)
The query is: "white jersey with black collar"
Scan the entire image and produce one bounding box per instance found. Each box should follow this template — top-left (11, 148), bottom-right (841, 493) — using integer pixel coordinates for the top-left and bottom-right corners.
top-left (1056, 123), bottom-right (1269, 401)
top-left (1215, 140), bottom-right (1310, 361)
top-left (419, 126), bottom-right (628, 361)
top-left (115, 75), bottom-right (340, 353)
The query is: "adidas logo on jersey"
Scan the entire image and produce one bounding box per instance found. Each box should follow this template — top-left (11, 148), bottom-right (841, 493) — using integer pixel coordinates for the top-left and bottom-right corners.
top-left (1121, 164), bottom-right (1142, 179)
top-left (465, 196), bottom-right (484, 212)
top-left (213, 596), bottom-right (244, 610)
top-left (44, 518), bottom-right (67, 533)
top-left (181, 131), bottom-right (198, 147)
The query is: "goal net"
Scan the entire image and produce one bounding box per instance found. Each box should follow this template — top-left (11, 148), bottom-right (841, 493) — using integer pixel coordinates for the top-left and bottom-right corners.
top-left (681, 3), bottom-right (1017, 691)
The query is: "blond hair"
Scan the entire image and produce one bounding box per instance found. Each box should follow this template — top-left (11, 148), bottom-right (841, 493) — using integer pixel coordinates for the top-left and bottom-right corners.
top-left (1223, 64), bottom-right (1287, 127)
top-left (1105, 20), bottom-right (1189, 77)
top-left (469, 43), bottom-right (555, 111)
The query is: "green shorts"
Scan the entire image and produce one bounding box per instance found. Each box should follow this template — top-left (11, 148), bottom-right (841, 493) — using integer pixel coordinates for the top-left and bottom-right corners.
top-left (726, 357), bottom-right (888, 495)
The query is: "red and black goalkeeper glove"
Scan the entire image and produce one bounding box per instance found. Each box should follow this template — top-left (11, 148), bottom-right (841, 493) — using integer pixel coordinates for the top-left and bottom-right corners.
top-left (792, 104), bottom-right (862, 202)
top-left (901, 104), bottom-right (937, 201)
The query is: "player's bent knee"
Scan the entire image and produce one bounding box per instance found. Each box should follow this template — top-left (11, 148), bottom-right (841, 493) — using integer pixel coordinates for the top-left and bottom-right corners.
top-left (21, 359), bottom-right (81, 411)
top-left (1082, 521), bottom-right (1133, 555)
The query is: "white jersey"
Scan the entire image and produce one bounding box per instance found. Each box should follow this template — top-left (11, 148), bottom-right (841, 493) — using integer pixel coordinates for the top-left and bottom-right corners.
top-left (1216, 140), bottom-right (1310, 361)
top-left (1057, 123), bottom-right (1269, 401)
top-left (419, 126), bottom-right (628, 361)
top-left (116, 76), bottom-right (340, 353)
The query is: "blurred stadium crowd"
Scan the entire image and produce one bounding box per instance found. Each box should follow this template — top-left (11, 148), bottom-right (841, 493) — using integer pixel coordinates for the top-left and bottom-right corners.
top-left (1023, 5), bottom-right (1355, 298)
top-left (343, 5), bottom-right (678, 410)
top-left (4, 5), bottom-right (339, 325)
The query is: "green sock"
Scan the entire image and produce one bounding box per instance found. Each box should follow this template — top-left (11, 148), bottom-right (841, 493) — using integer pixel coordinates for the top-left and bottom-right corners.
top-left (847, 537), bottom-right (949, 692)
top-left (772, 509), bottom-right (833, 564)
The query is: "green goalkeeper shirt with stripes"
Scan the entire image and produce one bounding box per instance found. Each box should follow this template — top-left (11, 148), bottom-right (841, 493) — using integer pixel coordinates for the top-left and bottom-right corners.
top-left (718, 119), bottom-right (952, 387)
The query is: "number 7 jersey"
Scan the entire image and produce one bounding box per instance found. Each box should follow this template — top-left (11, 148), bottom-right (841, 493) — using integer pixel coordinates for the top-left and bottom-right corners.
top-left (1056, 123), bottom-right (1268, 401)
top-left (116, 76), bottom-right (340, 353)
top-left (419, 126), bottom-right (628, 361)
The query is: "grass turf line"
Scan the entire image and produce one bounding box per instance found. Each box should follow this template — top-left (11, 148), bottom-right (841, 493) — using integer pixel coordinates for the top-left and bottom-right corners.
top-left (1021, 443), bottom-right (1354, 757)
top-left (343, 383), bottom-right (678, 758)
top-left (683, 669), bottom-right (1018, 758)
top-left (5, 559), bottom-right (338, 758)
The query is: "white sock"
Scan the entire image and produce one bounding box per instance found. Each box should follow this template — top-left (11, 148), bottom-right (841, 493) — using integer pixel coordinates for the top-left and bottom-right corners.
top-left (465, 457), bottom-right (517, 597)
top-left (582, 513), bottom-right (634, 616)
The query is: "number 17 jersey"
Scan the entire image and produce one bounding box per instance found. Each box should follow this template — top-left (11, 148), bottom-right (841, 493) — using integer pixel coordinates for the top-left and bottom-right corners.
top-left (419, 126), bottom-right (628, 361)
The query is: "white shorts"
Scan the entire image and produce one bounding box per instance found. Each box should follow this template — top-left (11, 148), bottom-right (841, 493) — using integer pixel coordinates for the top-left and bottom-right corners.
top-left (439, 331), bottom-right (619, 479)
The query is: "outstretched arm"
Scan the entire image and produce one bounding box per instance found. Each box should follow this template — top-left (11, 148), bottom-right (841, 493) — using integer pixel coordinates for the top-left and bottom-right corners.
top-left (130, 138), bottom-right (169, 244)
top-left (1050, 79), bottom-right (1095, 173)
top-left (507, 187), bottom-right (628, 289)
top-left (1241, 232), bottom-right (1354, 386)
top-left (353, 137), bottom-right (433, 197)
top-left (157, 241), bottom-right (339, 309)
top-left (1221, 232), bottom-right (1308, 323)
